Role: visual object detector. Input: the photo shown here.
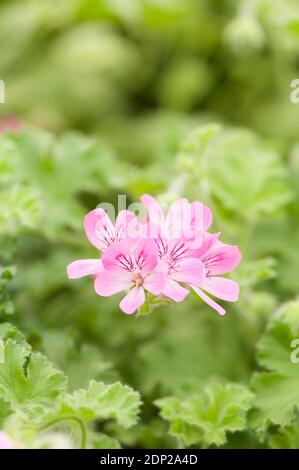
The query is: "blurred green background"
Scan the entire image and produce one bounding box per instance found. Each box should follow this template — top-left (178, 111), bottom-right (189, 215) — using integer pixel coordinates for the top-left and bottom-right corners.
top-left (1, 0), bottom-right (299, 449)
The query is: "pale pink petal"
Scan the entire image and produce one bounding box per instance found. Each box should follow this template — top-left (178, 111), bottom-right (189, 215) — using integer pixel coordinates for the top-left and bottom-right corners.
top-left (163, 278), bottom-right (189, 302)
top-left (120, 287), bottom-right (145, 314)
top-left (135, 237), bottom-right (158, 274)
top-left (115, 210), bottom-right (138, 239)
top-left (102, 238), bottom-right (157, 274)
top-left (154, 258), bottom-right (169, 274)
top-left (144, 220), bottom-right (162, 240)
top-left (94, 270), bottom-right (132, 296)
top-left (175, 202), bottom-right (213, 247)
top-left (201, 277), bottom-right (240, 302)
top-left (165, 198), bottom-right (189, 240)
top-left (140, 194), bottom-right (164, 226)
top-left (67, 259), bottom-right (103, 279)
top-left (189, 232), bottom-right (220, 258)
top-left (171, 258), bottom-right (205, 285)
top-left (191, 201), bottom-right (213, 231)
top-left (192, 286), bottom-right (226, 315)
top-left (143, 272), bottom-right (166, 295)
top-left (84, 208), bottom-right (115, 250)
top-left (0, 432), bottom-right (15, 449)
top-left (201, 244), bottom-right (241, 275)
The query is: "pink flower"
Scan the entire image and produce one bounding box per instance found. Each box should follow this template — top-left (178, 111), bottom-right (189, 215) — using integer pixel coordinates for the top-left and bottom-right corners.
top-left (94, 238), bottom-right (165, 314)
top-left (140, 195), bottom-right (207, 302)
top-left (192, 235), bottom-right (241, 315)
top-left (84, 208), bottom-right (140, 251)
top-left (0, 115), bottom-right (22, 134)
top-left (67, 208), bottom-right (139, 279)
top-left (0, 431), bottom-right (15, 449)
top-left (67, 196), bottom-right (241, 316)
top-left (152, 239), bottom-right (205, 302)
top-left (140, 194), bottom-right (212, 245)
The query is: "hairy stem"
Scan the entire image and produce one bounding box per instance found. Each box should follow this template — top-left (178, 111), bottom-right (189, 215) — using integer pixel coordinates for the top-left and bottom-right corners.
top-left (39, 415), bottom-right (87, 449)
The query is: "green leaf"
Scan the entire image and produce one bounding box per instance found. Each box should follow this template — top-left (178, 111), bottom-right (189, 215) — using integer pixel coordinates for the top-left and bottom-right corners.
top-left (137, 307), bottom-right (251, 395)
top-left (182, 126), bottom-right (293, 224)
top-left (40, 330), bottom-right (116, 391)
top-left (231, 257), bottom-right (277, 289)
top-left (0, 185), bottom-right (41, 235)
top-left (156, 383), bottom-right (253, 448)
top-left (92, 433), bottom-right (121, 449)
top-left (0, 265), bottom-right (16, 317)
top-left (0, 340), bottom-right (67, 406)
top-left (250, 300), bottom-right (299, 435)
top-left (0, 323), bottom-right (27, 345)
top-left (269, 424), bottom-right (299, 449)
top-left (0, 395), bottom-right (11, 426)
top-left (51, 380), bottom-right (141, 429)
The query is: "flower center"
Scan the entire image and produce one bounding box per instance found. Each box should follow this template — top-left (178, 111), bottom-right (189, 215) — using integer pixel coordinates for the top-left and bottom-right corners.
top-left (134, 273), bottom-right (144, 287)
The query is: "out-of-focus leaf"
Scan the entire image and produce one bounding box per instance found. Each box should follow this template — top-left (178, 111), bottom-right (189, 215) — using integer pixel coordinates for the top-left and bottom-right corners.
top-left (91, 433), bottom-right (121, 449)
top-left (250, 301), bottom-right (299, 436)
top-left (40, 330), bottom-right (117, 390)
top-left (0, 396), bottom-right (11, 426)
top-left (137, 304), bottom-right (251, 395)
top-left (156, 383), bottom-right (253, 447)
top-left (0, 186), bottom-right (41, 235)
top-left (0, 266), bottom-right (16, 317)
top-left (180, 126), bottom-right (293, 230)
top-left (269, 424), bottom-right (299, 449)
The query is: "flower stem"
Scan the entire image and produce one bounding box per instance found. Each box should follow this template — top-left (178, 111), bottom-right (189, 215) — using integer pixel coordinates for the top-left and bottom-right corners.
top-left (39, 415), bottom-right (87, 449)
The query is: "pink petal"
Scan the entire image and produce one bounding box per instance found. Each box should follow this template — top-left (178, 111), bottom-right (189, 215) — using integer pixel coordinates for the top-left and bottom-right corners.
top-left (191, 201), bottom-right (213, 231)
top-left (140, 194), bottom-right (164, 226)
top-left (201, 244), bottom-right (241, 276)
top-left (135, 237), bottom-right (158, 274)
top-left (102, 238), bottom-right (157, 274)
top-left (165, 198), bottom-right (189, 240)
top-left (169, 201), bottom-right (213, 246)
top-left (84, 208), bottom-right (115, 250)
top-left (94, 270), bottom-right (132, 296)
top-left (102, 238), bottom-right (136, 272)
top-left (67, 259), bottom-right (103, 279)
top-left (120, 287), bottom-right (145, 314)
top-left (115, 210), bottom-right (138, 239)
top-left (201, 277), bottom-right (240, 302)
top-left (192, 286), bottom-right (226, 315)
top-left (189, 232), bottom-right (220, 258)
top-left (171, 258), bottom-right (205, 285)
top-left (143, 272), bottom-right (166, 295)
top-left (163, 278), bottom-right (189, 302)
top-left (0, 432), bottom-right (15, 449)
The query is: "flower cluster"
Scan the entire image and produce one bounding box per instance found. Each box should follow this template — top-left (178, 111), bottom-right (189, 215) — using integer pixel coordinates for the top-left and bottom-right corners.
top-left (67, 195), bottom-right (241, 315)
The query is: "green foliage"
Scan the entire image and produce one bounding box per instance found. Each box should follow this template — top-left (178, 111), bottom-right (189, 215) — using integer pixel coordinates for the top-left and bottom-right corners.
top-left (43, 380), bottom-right (141, 429)
top-left (0, 339), bottom-right (67, 405)
top-left (0, 326), bottom-right (141, 448)
top-left (250, 301), bottom-right (299, 438)
top-left (1, 0), bottom-right (299, 450)
top-left (156, 383), bottom-right (253, 448)
top-left (179, 126), bottom-right (293, 228)
top-left (0, 265), bottom-right (16, 317)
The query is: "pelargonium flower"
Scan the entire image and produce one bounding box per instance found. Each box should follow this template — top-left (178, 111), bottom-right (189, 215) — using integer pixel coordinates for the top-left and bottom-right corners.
top-left (94, 238), bottom-right (165, 314)
top-left (66, 195), bottom-right (241, 316)
top-left (140, 194), bottom-right (212, 248)
top-left (191, 234), bottom-right (241, 315)
top-left (67, 208), bottom-right (140, 280)
top-left (140, 194), bottom-right (209, 302)
top-left (0, 431), bottom-right (15, 449)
